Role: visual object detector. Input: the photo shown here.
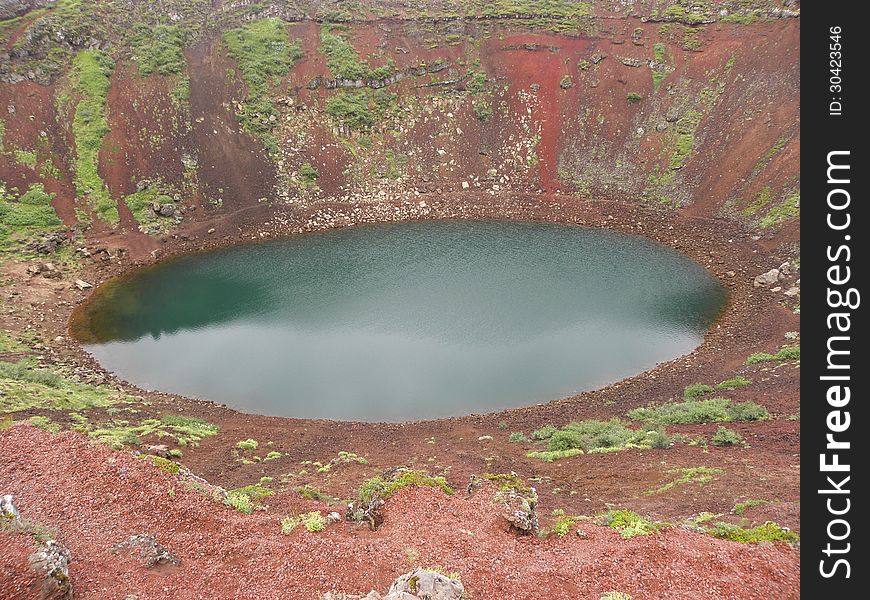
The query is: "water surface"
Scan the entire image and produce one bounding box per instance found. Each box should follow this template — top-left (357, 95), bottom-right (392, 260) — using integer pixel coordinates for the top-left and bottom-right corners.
top-left (73, 221), bottom-right (725, 421)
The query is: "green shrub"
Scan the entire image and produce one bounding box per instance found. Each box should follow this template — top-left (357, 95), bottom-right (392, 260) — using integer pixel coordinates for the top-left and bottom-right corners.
top-left (301, 511), bottom-right (327, 532)
top-left (466, 70), bottom-right (487, 94)
top-left (628, 398), bottom-right (768, 424)
top-left (1, 182), bottom-right (63, 245)
top-left (603, 510), bottom-right (657, 538)
top-left (508, 432), bottom-right (527, 443)
top-left (357, 469), bottom-right (453, 505)
top-left (473, 100), bottom-right (493, 122)
top-left (716, 376), bottom-right (752, 390)
top-left (746, 345), bottom-right (800, 365)
top-left (683, 383), bottom-right (715, 399)
top-left (225, 491), bottom-right (254, 514)
top-left (708, 521), bottom-right (799, 544)
top-left (626, 92), bottom-right (643, 103)
top-left (149, 455), bottom-right (180, 474)
top-left (601, 593), bottom-right (632, 600)
top-left (236, 439), bottom-right (258, 451)
top-left (526, 448), bottom-right (584, 462)
top-left (530, 424), bottom-right (557, 440)
top-left (711, 426), bottom-right (744, 446)
top-left (552, 419), bottom-right (641, 451)
top-left (299, 163), bottom-right (319, 183)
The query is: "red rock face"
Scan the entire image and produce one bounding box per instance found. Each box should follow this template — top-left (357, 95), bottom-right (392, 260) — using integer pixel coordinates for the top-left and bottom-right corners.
top-left (1, 16), bottom-right (799, 245)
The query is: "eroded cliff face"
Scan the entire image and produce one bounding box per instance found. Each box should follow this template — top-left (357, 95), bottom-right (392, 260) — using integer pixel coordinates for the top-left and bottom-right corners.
top-left (1, 1), bottom-right (799, 253)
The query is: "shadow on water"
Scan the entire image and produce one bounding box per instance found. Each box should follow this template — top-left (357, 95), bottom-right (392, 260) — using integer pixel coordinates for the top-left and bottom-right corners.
top-left (70, 265), bottom-right (276, 343)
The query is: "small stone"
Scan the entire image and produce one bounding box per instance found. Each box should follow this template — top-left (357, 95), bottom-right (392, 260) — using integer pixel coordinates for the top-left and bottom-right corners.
top-left (207, 228), bottom-right (216, 235)
top-left (784, 287), bottom-right (800, 297)
top-left (74, 279), bottom-right (93, 290)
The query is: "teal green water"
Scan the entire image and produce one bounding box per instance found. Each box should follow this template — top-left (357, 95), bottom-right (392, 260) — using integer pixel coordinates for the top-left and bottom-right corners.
top-left (74, 220), bottom-right (725, 421)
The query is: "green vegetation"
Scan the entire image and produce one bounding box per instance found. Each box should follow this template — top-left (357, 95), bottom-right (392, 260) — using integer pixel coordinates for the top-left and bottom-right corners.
top-left (733, 499), bottom-right (768, 516)
top-left (225, 481), bottom-right (275, 514)
top-left (1, 359), bottom-right (134, 414)
top-left (533, 419), bottom-right (670, 453)
top-left (70, 49), bottom-right (117, 225)
top-left (131, 23), bottom-right (185, 76)
top-left (628, 398), bottom-right (768, 425)
top-left (746, 345), bottom-right (800, 365)
top-left (325, 89), bottom-right (396, 131)
top-left (466, 70), bottom-right (487, 94)
top-left (601, 593), bottom-right (632, 600)
top-left (123, 187), bottom-right (179, 235)
top-left (683, 383), bottom-right (715, 399)
top-left (13, 148), bottom-right (38, 169)
top-left (602, 509), bottom-right (659, 539)
top-left (148, 455), bottom-right (181, 474)
top-left (708, 521), bottom-right (799, 544)
top-left (526, 448), bottom-right (583, 462)
top-left (742, 186), bottom-right (772, 215)
top-left (626, 92), bottom-right (643, 104)
top-left (0, 360), bottom-right (61, 388)
top-left (473, 100), bottom-right (493, 122)
top-left (298, 163), bottom-right (320, 189)
top-left (508, 432), bottom-right (527, 443)
top-left (530, 424), bottom-right (557, 440)
top-left (684, 376), bottom-right (751, 399)
top-left (319, 24), bottom-right (395, 81)
top-left (303, 450), bottom-right (369, 473)
top-left (477, 1), bottom-right (593, 32)
top-left (223, 18), bottom-right (303, 154)
top-left (294, 484), bottom-right (337, 503)
top-left (670, 111), bottom-right (701, 169)
top-left (87, 415), bottom-right (219, 449)
top-left (356, 469), bottom-right (453, 505)
top-left (225, 491), bottom-right (254, 514)
top-left (549, 509), bottom-right (582, 537)
top-left (759, 192), bottom-right (800, 228)
top-left (282, 511), bottom-right (327, 533)
top-left (236, 438), bottom-right (258, 451)
top-left (711, 426), bottom-right (745, 446)
top-left (645, 466), bottom-right (722, 495)
top-left (716, 376), bottom-right (752, 390)
top-left (1, 184), bottom-right (63, 251)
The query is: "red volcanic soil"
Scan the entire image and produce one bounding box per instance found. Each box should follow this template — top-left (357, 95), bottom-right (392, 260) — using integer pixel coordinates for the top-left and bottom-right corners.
top-left (0, 425), bottom-right (799, 600)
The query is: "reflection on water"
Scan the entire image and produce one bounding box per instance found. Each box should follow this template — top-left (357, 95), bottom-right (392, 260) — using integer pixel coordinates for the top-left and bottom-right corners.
top-left (72, 221), bottom-right (726, 421)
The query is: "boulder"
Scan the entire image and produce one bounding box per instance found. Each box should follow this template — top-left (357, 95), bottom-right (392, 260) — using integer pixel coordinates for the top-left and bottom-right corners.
top-left (158, 203), bottom-right (176, 217)
top-left (29, 539), bottom-right (73, 600)
top-left (753, 268), bottom-right (782, 287)
top-left (385, 569), bottom-right (465, 600)
top-left (1, 494), bottom-right (20, 526)
top-left (114, 534), bottom-right (179, 569)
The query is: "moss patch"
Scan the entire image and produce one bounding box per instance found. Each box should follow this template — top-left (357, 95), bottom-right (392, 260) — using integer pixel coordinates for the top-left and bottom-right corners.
top-left (70, 49), bottom-right (117, 225)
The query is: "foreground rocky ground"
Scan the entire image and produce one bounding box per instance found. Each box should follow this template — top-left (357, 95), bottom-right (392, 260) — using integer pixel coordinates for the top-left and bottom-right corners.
top-left (1, 425), bottom-right (799, 599)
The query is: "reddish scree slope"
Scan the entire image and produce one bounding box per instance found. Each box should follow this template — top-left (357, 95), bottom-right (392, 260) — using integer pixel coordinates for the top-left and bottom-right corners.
top-left (1, 426), bottom-right (798, 600)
